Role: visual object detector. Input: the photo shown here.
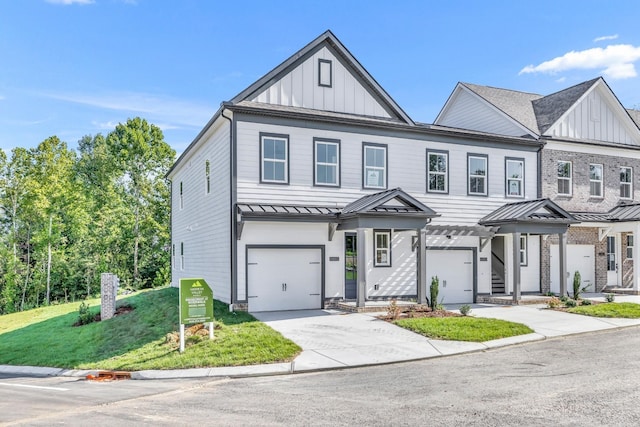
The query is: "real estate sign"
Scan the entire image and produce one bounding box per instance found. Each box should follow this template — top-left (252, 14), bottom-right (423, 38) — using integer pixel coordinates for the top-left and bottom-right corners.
top-left (179, 278), bottom-right (214, 324)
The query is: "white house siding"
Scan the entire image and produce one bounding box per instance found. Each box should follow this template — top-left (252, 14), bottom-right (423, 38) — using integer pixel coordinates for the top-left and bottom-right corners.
top-left (169, 119), bottom-right (231, 303)
top-left (436, 89), bottom-right (529, 137)
top-left (548, 86), bottom-right (640, 145)
top-left (365, 230), bottom-right (416, 298)
top-left (236, 222), bottom-right (344, 302)
top-left (235, 119), bottom-right (538, 227)
top-left (251, 46), bottom-right (392, 119)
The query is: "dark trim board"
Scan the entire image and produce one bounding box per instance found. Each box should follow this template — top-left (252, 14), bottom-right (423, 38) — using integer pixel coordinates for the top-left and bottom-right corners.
top-left (243, 245), bottom-right (326, 309)
top-left (426, 246), bottom-right (478, 303)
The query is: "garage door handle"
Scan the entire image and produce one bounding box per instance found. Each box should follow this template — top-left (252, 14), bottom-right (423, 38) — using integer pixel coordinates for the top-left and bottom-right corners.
top-left (248, 296), bottom-right (257, 298)
top-left (282, 283), bottom-right (287, 291)
top-left (309, 293), bottom-right (320, 296)
top-left (309, 261), bottom-right (320, 264)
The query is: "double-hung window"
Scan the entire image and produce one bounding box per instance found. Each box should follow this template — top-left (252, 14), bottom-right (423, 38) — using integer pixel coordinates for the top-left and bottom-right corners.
top-left (627, 235), bottom-right (634, 259)
top-left (374, 230), bottom-right (391, 267)
top-left (620, 166), bottom-right (632, 199)
top-left (180, 242), bottom-right (185, 270)
top-left (557, 161), bottom-right (572, 196)
top-left (179, 182), bottom-right (184, 209)
top-left (363, 143), bottom-right (387, 189)
top-left (520, 235), bottom-right (528, 266)
top-left (506, 158), bottom-right (524, 197)
top-left (427, 150), bottom-right (448, 193)
top-left (590, 163), bottom-right (603, 197)
top-left (468, 154), bottom-right (488, 196)
top-left (260, 134), bottom-right (289, 184)
top-left (314, 138), bottom-right (340, 186)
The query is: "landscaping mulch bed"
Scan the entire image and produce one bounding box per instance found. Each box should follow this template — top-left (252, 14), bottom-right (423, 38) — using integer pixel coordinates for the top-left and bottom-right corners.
top-left (378, 305), bottom-right (461, 321)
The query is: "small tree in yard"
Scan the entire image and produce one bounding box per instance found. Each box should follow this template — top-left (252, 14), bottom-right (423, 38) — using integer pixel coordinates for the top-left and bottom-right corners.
top-left (430, 276), bottom-right (439, 311)
top-left (573, 270), bottom-right (587, 300)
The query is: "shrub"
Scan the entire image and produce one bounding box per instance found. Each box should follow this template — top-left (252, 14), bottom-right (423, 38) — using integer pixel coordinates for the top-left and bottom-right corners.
top-left (387, 299), bottom-right (401, 320)
top-left (459, 304), bottom-right (472, 316)
top-left (605, 293), bottom-right (616, 303)
top-left (572, 270), bottom-right (588, 300)
top-left (581, 299), bottom-right (592, 306)
top-left (559, 295), bottom-right (568, 303)
top-left (548, 297), bottom-right (561, 309)
top-left (77, 301), bottom-right (94, 326)
top-left (430, 276), bottom-right (439, 311)
top-left (565, 299), bottom-right (577, 308)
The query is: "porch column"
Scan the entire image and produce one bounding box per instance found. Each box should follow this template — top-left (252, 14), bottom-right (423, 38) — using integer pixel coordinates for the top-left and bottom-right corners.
top-left (416, 228), bottom-right (427, 305)
top-left (512, 232), bottom-right (521, 303)
top-left (356, 227), bottom-right (366, 308)
top-left (633, 224), bottom-right (640, 292)
top-left (559, 232), bottom-right (568, 297)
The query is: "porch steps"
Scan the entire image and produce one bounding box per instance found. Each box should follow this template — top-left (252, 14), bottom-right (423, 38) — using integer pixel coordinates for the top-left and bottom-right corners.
top-left (333, 301), bottom-right (426, 313)
top-left (476, 294), bottom-right (553, 306)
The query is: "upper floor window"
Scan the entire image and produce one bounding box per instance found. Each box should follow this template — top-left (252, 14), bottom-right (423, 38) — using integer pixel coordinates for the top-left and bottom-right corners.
top-left (318, 59), bottom-right (332, 87)
top-left (363, 143), bottom-right (387, 189)
top-left (468, 154), bottom-right (488, 196)
top-left (590, 163), bottom-right (603, 198)
top-left (314, 138), bottom-right (340, 187)
top-left (205, 160), bottom-right (211, 194)
top-left (179, 182), bottom-right (184, 209)
top-left (172, 244), bottom-right (176, 269)
top-left (620, 166), bottom-right (633, 199)
top-left (260, 134), bottom-right (289, 184)
top-left (506, 158), bottom-right (524, 198)
top-left (427, 150), bottom-right (448, 193)
top-left (374, 230), bottom-right (391, 267)
top-left (557, 161), bottom-right (572, 196)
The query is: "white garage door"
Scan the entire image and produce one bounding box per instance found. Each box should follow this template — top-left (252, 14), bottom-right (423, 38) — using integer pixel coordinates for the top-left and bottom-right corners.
top-left (550, 244), bottom-right (595, 293)
top-left (426, 250), bottom-right (474, 304)
top-left (247, 247), bottom-right (322, 312)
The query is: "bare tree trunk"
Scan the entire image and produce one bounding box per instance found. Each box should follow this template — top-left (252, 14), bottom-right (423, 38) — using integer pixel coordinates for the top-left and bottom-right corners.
top-left (20, 226), bottom-right (31, 311)
top-left (46, 214), bottom-right (52, 305)
top-left (133, 202), bottom-right (140, 283)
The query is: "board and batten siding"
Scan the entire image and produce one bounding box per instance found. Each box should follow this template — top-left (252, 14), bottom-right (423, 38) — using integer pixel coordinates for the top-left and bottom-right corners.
top-left (548, 86), bottom-right (640, 145)
top-left (236, 120), bottom-right (538, 226)
top-left (437, 88), bottom-right (530, 137)
top-left (170, 119), bottom-right (231, 303)
top-left (251, 46), bottom-right (392, 119)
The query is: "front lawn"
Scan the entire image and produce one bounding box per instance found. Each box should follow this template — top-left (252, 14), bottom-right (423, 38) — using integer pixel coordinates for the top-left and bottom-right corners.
top-left (568, 302), bottom-right (640, 318)
top-left (0, 287), bottom-right (301, 370)
top-left (394, 317), bottom-right (533, 342)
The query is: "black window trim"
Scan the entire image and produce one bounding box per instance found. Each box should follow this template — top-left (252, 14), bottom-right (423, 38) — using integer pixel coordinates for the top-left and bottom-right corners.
top-left (426, 149), bottom-right (449, 194)
top-left (505, 156), bottom-right (525, 199)
top-left (362, 142), bottom-right (389, 190)
top-left (313, 137), bottom-right (341, 188)
top-left (373, 229), bottom-right (392, 268)
top-left (318, 58), bottom-right (333, 88)
top-left (259, 132), bottom-right (290, 185)
top-left (467, 153), bottom-right (489, 197)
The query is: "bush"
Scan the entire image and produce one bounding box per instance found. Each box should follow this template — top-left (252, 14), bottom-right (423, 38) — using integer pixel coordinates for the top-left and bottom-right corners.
top-left (565, 299), bottom-right (577, 308)
top-left (459, 304), bottom-right (472, 316)
top-left (606, 293), bottom-right (616, 303)
top-left (581, 299), bottom-right (592, 306)
top-left (430, 276), bottom-right (439, 311)
top-left (548, 297), bottom-right (562, 308)
top-left (77, 301), bottom-right (95, 326)
top-left (559, 295), bottom-right (568, 303)
top-left (387, 299), bottom-right (401, 320)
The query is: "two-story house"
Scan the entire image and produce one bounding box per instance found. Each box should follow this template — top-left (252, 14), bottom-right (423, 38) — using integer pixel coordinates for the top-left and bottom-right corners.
top-left (167, 31), bottom-right (575, 312)
top-left (436, 77), bottom-right (640, 295)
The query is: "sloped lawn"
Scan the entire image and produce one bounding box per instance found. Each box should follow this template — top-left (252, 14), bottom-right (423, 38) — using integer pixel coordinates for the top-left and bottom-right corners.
top-left (394, 317), bottom-right (533, 342)
top-left (568, 302), bottom-right (640, 318)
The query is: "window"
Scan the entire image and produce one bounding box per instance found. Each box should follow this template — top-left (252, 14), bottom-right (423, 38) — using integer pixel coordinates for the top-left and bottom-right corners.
top-left (314, 138), bottom-right (340, 186)
top-left (179, 182), bottom-right (184, 209)
top-left (363, 143), bottom-right (387, 189)
top-left (627, 235), bottom-right (634, 259)
top-left (557, 161), bottom-right (572, 196)
top-left (590, 164), bottom-right (603, 197)
top-left (374, 230), bottom-right (391, 267)
top-left (621, 166), bottom-right (632, 199)
top-left (607, 236), bottom-right (616, 271)
top-left (506, 158), bottom-right (524, 197)
top-left (318, 59), bottom-right (332, 87)
top-left (205, 160), bottom-right (211, 194)
top-left (180, 242), bottom-right (184, 270)
top-left (520, 235), bottom-right (528, 266)
top-left (468, 154), bottom-right (488, 196)
top-left (172, 244), bottom-right (175, 269)
top-left (260, 134), bottom-right (289, 184)
top-left (427, 150), bottom-right (448, 193)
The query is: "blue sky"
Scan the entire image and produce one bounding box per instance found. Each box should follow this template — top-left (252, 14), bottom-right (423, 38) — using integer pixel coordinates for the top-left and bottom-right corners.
top-left (2, 0), bottom-right (640, 155)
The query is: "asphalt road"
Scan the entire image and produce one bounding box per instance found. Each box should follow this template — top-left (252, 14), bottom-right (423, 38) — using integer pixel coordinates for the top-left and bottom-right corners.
top-left (3, 326), bottom-right (640, 426)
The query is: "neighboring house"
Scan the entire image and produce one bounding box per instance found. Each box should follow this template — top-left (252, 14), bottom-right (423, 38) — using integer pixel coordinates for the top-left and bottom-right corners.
top-left (167, 30), bottom-right (574, 312)
top-left (436, 77), bottom-right (640, 295)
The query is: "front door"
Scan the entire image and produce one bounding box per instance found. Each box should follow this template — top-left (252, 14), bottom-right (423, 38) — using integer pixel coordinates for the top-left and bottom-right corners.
top-left (607, 236), bottom-right (618, 287)
top-left (345, 233), bottom-right (357, 299)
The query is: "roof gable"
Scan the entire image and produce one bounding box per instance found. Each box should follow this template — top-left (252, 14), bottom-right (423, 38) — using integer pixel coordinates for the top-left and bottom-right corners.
top-left (341, 188), bottom-right (438, 217)
top-left (532, 78), bottom-right (599, 134)
top-left (479, 198), bottom-right (577, 226)
top-left (230, 30), bottom-right (413, 124)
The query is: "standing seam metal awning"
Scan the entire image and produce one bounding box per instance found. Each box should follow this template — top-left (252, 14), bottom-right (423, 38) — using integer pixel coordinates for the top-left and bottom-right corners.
top-left (479, 198), bottom-right (579, 234)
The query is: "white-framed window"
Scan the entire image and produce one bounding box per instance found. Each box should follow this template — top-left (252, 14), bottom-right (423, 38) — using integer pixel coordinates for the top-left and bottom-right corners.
top-left (314, 138), bottom-right (340, 186)
top-left (557, 161), bottom-right (572, 196)
top-left (427, 150), bottom-right (448, 193)
top-left (620, 166), bottom-right (632, 199)
top-left (180, 242), bottom-right (184, 270)
top-left (363, 143), bottom-right (387, 189)
top-left (179, 182), bottom-right (184, 209)
top-left (590, 163), bottom-right (603, 197)
top-left (627, 234), bottom-right (634, 259)
top-left (506, 158), bottom-right (524, 197)
top-left (520, 235), bottom-right (528, 266)
top-left (468, 154), bottom-right (488, 196)
top-left (260, 134), bottom-right (289, 184)
top-left (374, 230), bottom-right (391, 267)
top-left (318, 59), bottom-right (332, 87)
top-left (205, 160), bottom-right (211, 194)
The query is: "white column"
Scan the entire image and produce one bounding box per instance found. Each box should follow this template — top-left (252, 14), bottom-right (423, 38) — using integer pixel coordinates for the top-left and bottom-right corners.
top-left (559, 232), bottom-right (568, 297)
top-left (633, 224), bottom-right (640, 291)
top-left (416, 229), bottom-right (427, 305)
top-left (356, 228), bottom-right (366, 307)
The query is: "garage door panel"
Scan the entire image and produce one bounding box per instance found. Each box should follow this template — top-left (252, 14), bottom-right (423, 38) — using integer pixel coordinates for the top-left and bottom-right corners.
top-left (426, 250), bottom-right (474, 304)
top-left (247, 248), bottom-right (322, 312)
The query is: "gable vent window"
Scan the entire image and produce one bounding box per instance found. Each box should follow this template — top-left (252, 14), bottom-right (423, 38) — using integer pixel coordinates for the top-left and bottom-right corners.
top-left (318, 59), bottom-right (332, 88)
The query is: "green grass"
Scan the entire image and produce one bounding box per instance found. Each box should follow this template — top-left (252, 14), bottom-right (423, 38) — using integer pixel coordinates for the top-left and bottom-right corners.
top-left (0, 287), bottom-right (300, 370)
top-left (394, 317), bottom-right (534, 342)
top-left (568, 302), bottom-right (640, 318)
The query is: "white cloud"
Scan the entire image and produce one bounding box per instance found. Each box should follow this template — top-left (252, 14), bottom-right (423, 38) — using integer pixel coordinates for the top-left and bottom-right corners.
top-left (45, 0), bottom-right (94, 4)
top-left (519, 44), bottom-right (640, 79)
top-left (594, 34), bottom-right (619, 43)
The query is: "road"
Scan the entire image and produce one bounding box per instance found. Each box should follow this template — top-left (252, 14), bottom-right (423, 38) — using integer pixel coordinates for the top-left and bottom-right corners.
top-left (2, 326), bottom-right (640, 426)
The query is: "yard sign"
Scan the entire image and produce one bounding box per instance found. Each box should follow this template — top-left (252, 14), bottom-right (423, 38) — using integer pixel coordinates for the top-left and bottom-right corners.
top-left (179, 278), bottom-right (214, 352)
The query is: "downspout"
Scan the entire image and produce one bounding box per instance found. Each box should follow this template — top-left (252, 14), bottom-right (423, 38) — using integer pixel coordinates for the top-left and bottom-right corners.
top-left (221, 106), bottom-right (236, 311)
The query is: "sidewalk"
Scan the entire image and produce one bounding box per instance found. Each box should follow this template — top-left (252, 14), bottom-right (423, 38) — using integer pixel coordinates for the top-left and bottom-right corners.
top-left (2, 294), bottom-right (640, 380)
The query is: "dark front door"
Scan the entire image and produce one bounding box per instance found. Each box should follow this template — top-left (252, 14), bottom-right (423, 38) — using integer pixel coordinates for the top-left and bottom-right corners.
top-left (345, 233), bottom-right (357, 299)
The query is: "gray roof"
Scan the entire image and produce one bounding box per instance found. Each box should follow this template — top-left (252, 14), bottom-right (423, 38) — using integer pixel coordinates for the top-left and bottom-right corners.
top-left (479, 198), bottom-right (578, 226)
top-left (237, 203), bottom-right (341, 219)
top-left (341, 188), bottom-right (439, 217)
top-left (627, 109), bottom-right (640, 128)
top-left (571, 203), bottom-right (640, 223)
